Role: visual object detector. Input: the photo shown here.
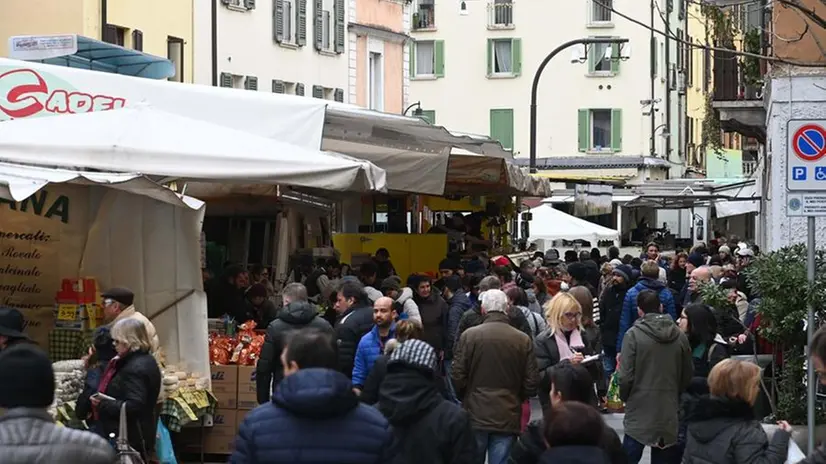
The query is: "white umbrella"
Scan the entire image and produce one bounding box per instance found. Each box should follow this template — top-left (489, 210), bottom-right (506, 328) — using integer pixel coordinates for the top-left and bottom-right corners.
top-left (0, 104), bottom-right (386, 193)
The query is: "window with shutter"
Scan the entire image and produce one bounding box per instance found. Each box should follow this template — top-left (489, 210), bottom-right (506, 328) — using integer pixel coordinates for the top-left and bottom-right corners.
top-left (296, 83), bottom-right (305, 96)
top-left (272, 80), bottom-right (286, 93)
top-left (610, 38), bottom-right (620, 74)
top-left (334, 0), bottom-right (345, 53)
top-left (132, 30), bottom-right (143, 51)
top-left (587, 38), bottom-right (613, 75)
top-left (488, 38), bottom-right (520, 77)
top-left (274, 0), bottom-right (284, 43)
top-left (489, 109), bottom-right (514, 151)
top-left (245, 76), bottom-right (258, 90)
top-left (312, 85), bottom-right (324, 98)
top-left (297, 0), bottom-right (307, 46)
top-left (220, 73), bottom-right (233, 87)
top-left (334, 88), bottom-right (344, 102)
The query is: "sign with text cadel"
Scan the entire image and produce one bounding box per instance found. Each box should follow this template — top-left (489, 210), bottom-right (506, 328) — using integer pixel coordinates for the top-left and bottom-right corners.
top-left (787, 120), bottom-right (826, 191)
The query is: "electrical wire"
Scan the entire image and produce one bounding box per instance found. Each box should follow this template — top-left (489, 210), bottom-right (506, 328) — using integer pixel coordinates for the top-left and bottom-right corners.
top-left (592, 0), bottom-right (826, 66)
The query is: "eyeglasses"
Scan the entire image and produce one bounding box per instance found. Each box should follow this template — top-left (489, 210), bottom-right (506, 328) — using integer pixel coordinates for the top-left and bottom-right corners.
top-left (563, 312), bottom-right (582, 319)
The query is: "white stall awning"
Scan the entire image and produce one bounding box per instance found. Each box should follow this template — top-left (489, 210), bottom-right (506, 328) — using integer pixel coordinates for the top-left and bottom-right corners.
top-left (0, 105), bottom-right (387, 193)
top-left (528, 203), bottom-right (619, 244)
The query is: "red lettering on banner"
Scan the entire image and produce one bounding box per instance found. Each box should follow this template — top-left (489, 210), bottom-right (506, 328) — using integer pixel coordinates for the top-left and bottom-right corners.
top-left (0, 68), bottom-right (127, 119)
top-left (0, 69), bottom-right (48, 118)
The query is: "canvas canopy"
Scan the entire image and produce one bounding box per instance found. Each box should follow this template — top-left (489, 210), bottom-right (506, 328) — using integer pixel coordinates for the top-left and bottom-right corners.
top-left (0, 104), bottom-right (387, 193)
top-left (527, 203), bottom-right (619, 244)
top-left (0, 58), bottom-right (535, 196)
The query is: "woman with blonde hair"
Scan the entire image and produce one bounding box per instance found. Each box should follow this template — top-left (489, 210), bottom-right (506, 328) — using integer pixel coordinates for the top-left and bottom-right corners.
top-left (90, 317), bottom-right (161, 461)
top-left (682, 358), bottom-right (791, 463)
top-left (533, 293), bottom-right (600, 409)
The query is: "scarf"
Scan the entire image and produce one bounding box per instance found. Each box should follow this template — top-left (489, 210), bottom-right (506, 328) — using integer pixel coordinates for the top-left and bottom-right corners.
top-left (554, 329), bottom-right (585, 361)
top-left (92, 356), bottom-right (120, 421)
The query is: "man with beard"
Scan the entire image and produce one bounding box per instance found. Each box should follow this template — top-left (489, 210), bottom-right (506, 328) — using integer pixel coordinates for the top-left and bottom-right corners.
top-left (409, 274), bottom-right (448, 359)
top-left (352, 297), bottom-right (397, 391)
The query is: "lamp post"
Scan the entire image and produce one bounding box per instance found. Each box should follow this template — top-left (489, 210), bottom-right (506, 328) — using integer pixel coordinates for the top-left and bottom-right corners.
top-left (404, 101), bottom-right (424, 117)
top-left (529, 37), bottom-right (630, 173)
top-left (651, 123), bottom-right (670, 157)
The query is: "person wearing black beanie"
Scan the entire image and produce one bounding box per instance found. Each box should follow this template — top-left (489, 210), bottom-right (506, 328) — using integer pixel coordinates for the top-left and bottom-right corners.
top-left (0, 344), bottom-right (115, 463)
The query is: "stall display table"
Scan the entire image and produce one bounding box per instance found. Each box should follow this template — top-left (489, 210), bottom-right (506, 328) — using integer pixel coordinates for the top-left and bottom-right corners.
top-left (161, 389), bottom-right (216, 432)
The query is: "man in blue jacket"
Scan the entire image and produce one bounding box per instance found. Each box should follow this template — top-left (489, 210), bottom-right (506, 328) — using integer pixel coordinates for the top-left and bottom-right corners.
top-left (232, 329), bottom-right (397, 464)
top-left (352, 297), bottom-right (396, 390)
top-left (617, 260), bottom-right (677, 352)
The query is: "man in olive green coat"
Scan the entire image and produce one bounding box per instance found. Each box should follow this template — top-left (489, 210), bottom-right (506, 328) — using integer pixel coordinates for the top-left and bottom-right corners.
top-left (618, 289), bottom-right (692, 464)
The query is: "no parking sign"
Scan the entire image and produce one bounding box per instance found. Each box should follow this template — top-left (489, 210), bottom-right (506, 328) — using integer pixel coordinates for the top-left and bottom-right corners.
top-left (787, 120), bottom-right (826, 191)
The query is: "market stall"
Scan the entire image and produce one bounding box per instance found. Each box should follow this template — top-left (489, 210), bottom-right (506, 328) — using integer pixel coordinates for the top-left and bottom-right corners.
top-left (526, 202), bottom-right (620, 249)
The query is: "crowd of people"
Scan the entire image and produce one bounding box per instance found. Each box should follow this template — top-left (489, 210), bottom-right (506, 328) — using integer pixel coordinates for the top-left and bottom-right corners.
top-left (5, 234), bottom-right (826, 463)
top-left (219, 235), bottom-right (826, 464)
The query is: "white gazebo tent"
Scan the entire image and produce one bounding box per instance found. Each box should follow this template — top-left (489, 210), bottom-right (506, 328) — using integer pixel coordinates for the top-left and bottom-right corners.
top-left (527, 203), bottom-right (620, 248)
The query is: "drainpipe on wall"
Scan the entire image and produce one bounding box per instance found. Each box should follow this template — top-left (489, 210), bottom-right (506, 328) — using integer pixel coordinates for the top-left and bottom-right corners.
top-left (649, 0), bottom-right (656, 158)
top-left (664, 0), bottom-right (672, 162)
top-left (101, 0), bottom-right (108, 40)
top-left (212, 0), bottom-right (218, 86)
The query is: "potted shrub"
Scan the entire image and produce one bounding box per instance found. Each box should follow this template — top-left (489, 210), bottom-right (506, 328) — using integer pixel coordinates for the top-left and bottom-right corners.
top-left (744, 244), bottom-right (826, 450)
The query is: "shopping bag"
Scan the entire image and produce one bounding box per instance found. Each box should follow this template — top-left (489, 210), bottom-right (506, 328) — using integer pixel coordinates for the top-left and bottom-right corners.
top-left (156, 420), bottom-right (178, 464)
top-left (606, 371), bottom-right (624, 412)
top-left (116, 403), bottom-right (146, 464)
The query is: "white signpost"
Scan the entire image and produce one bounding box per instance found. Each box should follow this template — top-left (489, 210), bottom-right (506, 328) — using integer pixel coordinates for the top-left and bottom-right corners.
top-left (786, 119), bottom-right (825, 455)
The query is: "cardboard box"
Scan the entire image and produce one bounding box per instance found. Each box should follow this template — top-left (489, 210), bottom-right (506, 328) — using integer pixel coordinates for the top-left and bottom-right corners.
top-left (210, 365), bottom-right (238, 409)
top-left (203, 408), bottom-right (238, 455)
top-left (236, 365), bottom-right (257, 409)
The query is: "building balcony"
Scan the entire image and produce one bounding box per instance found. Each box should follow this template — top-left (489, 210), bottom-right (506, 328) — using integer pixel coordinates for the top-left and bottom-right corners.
top-left (711, 48), bottom-right (766, 144)
top-left (487, 1), bottom-right (514, 29)
top-left (743, 159), bottom-right (757, 177)
top-left (412, 2), bottom-right (436, 31)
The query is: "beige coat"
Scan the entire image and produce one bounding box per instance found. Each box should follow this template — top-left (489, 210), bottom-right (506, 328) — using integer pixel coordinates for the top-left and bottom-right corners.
top-left (111, 306), bottom-right (161, 361)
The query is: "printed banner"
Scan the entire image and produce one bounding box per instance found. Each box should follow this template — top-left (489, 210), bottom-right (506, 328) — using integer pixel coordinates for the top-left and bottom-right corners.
top-left (0, 184), bottom-right (90, 309)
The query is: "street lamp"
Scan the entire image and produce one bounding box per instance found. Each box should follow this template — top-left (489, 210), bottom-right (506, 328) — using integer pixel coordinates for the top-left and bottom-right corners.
top-left (651, 123), bottom-right (670, 158)
top-left (404, 101), bottom-right (424, 117)
top-left (529, 37), bottom-right (630, 173)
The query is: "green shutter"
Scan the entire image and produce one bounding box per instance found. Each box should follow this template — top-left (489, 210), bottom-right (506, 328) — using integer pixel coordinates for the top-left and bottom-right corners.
top-left (296, 0), bottom-right (307, 46)
top-left (245, 76), bottom-right (258, 90)
top-left (611, 109), bottom-right (622, 152)
top-left (486, 39), bottom-right (493, 75)
top-left (578, 109), bottom-right (590, 152)
top-left (651, 36), bottom-right (657, 78)
top-left (314, 0), bottom-right (323, 50)
top-left (611, 39), bottom-right (621, 74)
top-left (420, 110), bottom-right (436, 125)
top-left (512, 38), bottom-right (522, 76)
top-left (272, 79), bottom-right (285, 93)
top-left (409, 42), bottom-right (416, 78)
top-left (334, 0), bottom-right (345, 53)
top-left (587, 44), bottom-right (596, 73)
top-left (312, 85), bottom-right (324, 98)
top-left (296, 83), bottom-right (305, 95)
top-left (434, 40), bottom-right (445, 77)
top-left (490, 109), bottom-right (514, 151)
top-left (334, 88), bottom-right (344, 102)
top-left (273, 0), bottom-right (284, 43)
top-left (220, 72), bottom-right (232, 87)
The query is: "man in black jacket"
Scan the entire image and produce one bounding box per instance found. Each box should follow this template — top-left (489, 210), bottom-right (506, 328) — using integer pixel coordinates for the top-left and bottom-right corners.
top-left (256, 283), bottom-right (333, 404)
top-left (599, 264), bottom-right (633, 378)
top-left (334, 279), bottom-right (375, 378)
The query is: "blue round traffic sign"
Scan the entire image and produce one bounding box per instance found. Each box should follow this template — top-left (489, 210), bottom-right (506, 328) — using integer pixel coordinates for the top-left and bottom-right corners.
top-left (793, 124), bottom-right (826, 161)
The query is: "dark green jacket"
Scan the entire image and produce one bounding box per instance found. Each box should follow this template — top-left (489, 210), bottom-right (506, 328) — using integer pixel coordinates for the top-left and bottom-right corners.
top-left (618, 312), bottom-right (692, 446)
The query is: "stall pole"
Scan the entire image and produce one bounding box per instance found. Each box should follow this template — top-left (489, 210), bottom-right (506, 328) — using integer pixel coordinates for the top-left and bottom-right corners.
top-left (808, 216), bottom-right (816, 455)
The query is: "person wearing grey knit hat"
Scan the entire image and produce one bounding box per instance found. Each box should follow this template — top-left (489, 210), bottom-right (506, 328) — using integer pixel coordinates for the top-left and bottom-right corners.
top-left (0, 344), bottom-right (116, 463)
top-left (377, 339), bottom-right (477, 463)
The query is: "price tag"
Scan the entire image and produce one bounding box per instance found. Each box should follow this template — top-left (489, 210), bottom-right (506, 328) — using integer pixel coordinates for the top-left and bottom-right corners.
top-left (193, 390), bottom-right (209, 408)
top-left (57, 304), bottom-right (78, 321)
top-left (174, 397), bottom-right (198, 421)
